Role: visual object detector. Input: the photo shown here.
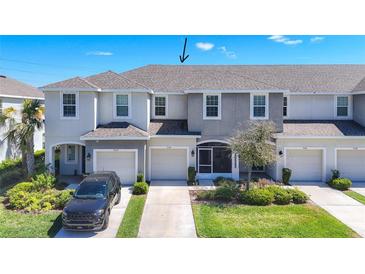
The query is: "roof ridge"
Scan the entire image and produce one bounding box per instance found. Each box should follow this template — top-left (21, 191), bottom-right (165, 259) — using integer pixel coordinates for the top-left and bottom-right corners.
top-left (110, 70), bottom-right (151, 90)
top-left (79, 76), bottom-right (100, 89)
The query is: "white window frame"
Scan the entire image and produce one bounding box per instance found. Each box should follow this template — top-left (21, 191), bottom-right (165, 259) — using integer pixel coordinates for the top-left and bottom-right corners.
top-left (203, 93), bottom-right (221, 120)
top-left (153, 95), bottom-right (168, 118)
top-left (65, 144), bottom-right (78, 164)
top-left (113, 92), bottom-right (131, 119)
top-left (250, 93), bottom-right (269, 120)
top-left (283, 96), bottom-right (288, 118)
top-left (335, 95), bottom-right (350, 119)
top-left (60, 91), bottom-right (79, 119)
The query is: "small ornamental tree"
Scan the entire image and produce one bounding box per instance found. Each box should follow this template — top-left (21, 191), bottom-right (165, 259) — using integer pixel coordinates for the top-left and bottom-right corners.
top-left (229, 121), bottom-right (277, 191)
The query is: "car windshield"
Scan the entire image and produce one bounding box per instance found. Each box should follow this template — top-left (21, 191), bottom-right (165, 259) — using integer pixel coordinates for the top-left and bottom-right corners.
top-left (75, 181), bottom-right (107, 199)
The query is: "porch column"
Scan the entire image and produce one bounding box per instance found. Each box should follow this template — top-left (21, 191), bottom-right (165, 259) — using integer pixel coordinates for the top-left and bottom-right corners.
top-left (232, 153), bottom-right (239, 180)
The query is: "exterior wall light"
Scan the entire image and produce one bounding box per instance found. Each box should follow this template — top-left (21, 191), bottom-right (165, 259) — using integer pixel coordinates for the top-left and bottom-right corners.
top-left (191, 149), bottom-right (195, 157)
top-left (86, 153), bottom-right (91, 161)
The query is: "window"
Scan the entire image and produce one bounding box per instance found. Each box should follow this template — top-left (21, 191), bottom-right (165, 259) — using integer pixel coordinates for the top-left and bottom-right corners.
top-left (283, 96), bottom-right (288, 117)
top-left (336, 96), bottom-right (349, 117)
top-left (62, 93), bottom-right (77, 118)
top-left (115, 94), bottom-right (130, 118)
top-left (154, 96), bottom-right (167, 116)
top-left (251, 94), bottom-right (268, 119)
top-left (204, 94), bottom-right (221, 119)
top-left (66, 145), bottom-right (77, 164)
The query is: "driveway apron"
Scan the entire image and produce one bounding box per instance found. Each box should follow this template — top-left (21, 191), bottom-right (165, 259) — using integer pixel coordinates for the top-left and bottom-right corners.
top-left (55, 187), bottom-right (132, 238)
top-left (138, 180), bottom-right (197, 238)
top-left (293, 182), bottom-right (365, 237)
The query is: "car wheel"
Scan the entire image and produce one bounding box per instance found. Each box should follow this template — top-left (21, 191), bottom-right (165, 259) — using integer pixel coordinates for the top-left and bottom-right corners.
top-left (102, 210), bottom-right (110, 230)
top-left (116, 191), bottom-right (121, 205)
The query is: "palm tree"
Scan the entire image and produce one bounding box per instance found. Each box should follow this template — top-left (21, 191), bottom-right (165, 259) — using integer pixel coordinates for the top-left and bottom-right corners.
top-left (0, 99), bottom-right (44, 175)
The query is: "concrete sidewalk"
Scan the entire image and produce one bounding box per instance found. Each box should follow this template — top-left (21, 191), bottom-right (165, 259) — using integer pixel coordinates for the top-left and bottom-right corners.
top-left (138, 181), bottom-right (197, 238)
top-left (55, 187), bottom-right (132, 238)
top-left (293, 183), bottom-right (365, 237)
top-left (351, 183), bottom-right (365, 197)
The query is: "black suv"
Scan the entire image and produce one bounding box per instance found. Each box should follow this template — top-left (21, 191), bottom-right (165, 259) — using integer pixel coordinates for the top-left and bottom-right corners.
top-left (62, 171), bottom-right (122, 231)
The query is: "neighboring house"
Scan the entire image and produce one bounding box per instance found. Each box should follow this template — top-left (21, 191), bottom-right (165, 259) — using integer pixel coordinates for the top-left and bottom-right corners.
top-left (41, 65), bottom-right (365, 184)
top-left (0, 75), bottom-right (45, 161)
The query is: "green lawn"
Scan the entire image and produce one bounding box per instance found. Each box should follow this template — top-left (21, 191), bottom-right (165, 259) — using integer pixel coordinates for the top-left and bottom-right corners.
top-left (116, 195), bottom-right (147, 238)
top-left (0, 197), bottom-right (62, 238)
top-left (192, 203), bottom-right (358, 238)
top-left (344, 190), bottom-right (365, 205)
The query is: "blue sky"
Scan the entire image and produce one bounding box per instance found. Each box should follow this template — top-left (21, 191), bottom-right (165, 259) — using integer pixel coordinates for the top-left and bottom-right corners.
top-left (1, 35), bottom-right (365, 87)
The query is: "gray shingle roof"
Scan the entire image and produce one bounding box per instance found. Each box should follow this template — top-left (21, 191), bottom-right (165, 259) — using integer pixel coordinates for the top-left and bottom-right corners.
top-left (279, 120), bottom-right (365, 137)
top-left (81, 122), bottom-right (149, 139)
top-left (149, 120), bottom-right (201, 136)
top-left (122, 65), bottom-right (365, 93)
top-left (42, 70), bottom-right (150, 90)
top-left (0, 75), bottom-right (44, 99)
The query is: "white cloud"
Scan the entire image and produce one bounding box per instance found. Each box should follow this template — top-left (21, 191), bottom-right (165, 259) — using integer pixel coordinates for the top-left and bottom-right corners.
top-left (268, 35), bottom-right (303, 45)
top-left (86, 51), bottom-right (113, 56)
top-left (218, 46), bottom-right (237, 59)
top-left (196, 42), bottom-right (214, 51)
top-left (310, 36), bottom-right (325, 43)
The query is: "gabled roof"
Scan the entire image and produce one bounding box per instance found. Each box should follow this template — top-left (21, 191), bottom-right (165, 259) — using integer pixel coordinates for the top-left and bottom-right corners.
top-left (42, 70), bottom-right (150, 91)
top-left (0, 75), bottom-right (44, 99)
top-left (121, 64), bottom-right (365, 93)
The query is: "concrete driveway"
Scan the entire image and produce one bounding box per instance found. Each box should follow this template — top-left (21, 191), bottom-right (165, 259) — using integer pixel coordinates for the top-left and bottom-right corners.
top-left (292, 182), bottom-right (365, 237)
top-left (138, 180), bottom-right (197, 238)
top-left (55, 187), bottom-right (132, 238)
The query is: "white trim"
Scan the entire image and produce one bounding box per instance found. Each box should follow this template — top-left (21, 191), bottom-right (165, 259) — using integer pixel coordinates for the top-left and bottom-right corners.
top-left (250, 93), bottom-right (269, 120)
top-left (0, 94), bottom-right (44, 100)
top-left (152, 94), bottom-right (168, 118)
top-left (93, 95), bottom-right (97, 130)
top-left (65, 144), bottom-right (78, 165)
top-left (93, 149), bottom-right (138, 182)
top-left (150, 135), bottom-right (201, 139)
top-left (352, 91), bottom-right (365, 95)
top-left (148, 146), bottom-right (189, 180)
top-left (197, 139), bottom-right (230, 145)
top-left (80, 136), bottom-right (150, 141)
top-left (99, 88), bottom-right (152, 93)
top-left (42, 88), bottom-right (99, 92)
top-left (334, 95), bottom-right (351, 119)
top-left (334, 147), bottom-right (365, 170)
top-left (287, 92), bottom-right (354, 95)
top-left (113, 92), bottom-right (132, 119)
top-left (48, 142), bottom-right (85, 169)
top-left (154, 92), bottom-right (184, 95)
top-left (283, 147), bottom-right (326, 182)
top-left (185, 89), bottom-right (288, 94)
top-left (283, 95), bottom-right (289, 118)
top-left (60, 91), bottom-right (79, 120)
top-left (203, 93), bottom-right (221, 120)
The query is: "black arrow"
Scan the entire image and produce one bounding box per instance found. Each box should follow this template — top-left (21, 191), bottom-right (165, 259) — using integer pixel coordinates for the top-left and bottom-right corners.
top-left (179, 37), bottom-right (189, 63)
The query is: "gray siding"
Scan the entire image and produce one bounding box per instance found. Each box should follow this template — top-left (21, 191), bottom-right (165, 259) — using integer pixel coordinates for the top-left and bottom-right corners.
top-left (98, 92), bottom-right (149, 130)
top-left (151, 94), bottom-right (188, 119)
top-left (353, 94), bottom-right (365, 127)
top-left (188, 93), bottom-right (283, 141)
top-left (85, 140), bottom-right (146, 175)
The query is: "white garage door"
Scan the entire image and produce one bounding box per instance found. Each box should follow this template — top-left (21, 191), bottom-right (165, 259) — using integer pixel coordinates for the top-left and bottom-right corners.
top-left (151, 148), bottom-right (187, 180)
top-left (286, 149), bottom-right (323, 182)
top-left (95, 150), bottom-right (136, 184)
top-left (337, 150), bottom-right (365, 182)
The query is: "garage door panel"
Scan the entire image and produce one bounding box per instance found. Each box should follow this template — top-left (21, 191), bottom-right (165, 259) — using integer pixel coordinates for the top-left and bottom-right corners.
top-left (337, 150), bottom-right (365, 182)
top-left (95, 151), bottom-right (136, 184)
top-left (286, 149), bottom-right (322, 182)
top-left (151, 149), bottom-right (187, 180)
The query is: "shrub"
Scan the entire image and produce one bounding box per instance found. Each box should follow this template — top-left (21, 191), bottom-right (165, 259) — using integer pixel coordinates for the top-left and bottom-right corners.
top-left (266, 186), bottom-right (292, 205)
top-left (0, 169), bottom-right (26, 190)
top-left (287, 188), bottom-right (308, 204)
top-left (188, 167), bottom-right (196, 185)
top-left (213, 177), bottom-right (236, 188)
top-left (214, 186), bottom-right (236, 202)
top-left (328, 178), bottom-right (352, 191)
top-left (132, 182), bottom-right (149, 195)
top-left (196, 190), bottom-right (215, 201)
top-left (255, 178), bottom-right (273, 188)
top-left (282, 168), bottom-right (292, 185)
top-left (137, 173), bottom-right (144, 182)
top-left (6, 182), bottom-right (34, 195)
top-left (55, 190), bottom-right (74, 208)
top-left (239, 188), bottom-right (274, 206)
top-left (31, 173), bottom-right (56, 191)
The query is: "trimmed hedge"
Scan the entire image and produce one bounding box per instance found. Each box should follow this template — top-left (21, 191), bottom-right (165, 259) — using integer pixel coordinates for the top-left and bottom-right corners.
top-left (328, 178), bottom-right (352, 191)
top-left (214, 187), bottom-right (236, 202)
top-left (266, 185), bottom-right (292, 205)
top-left (239, 188), bottom-right (274, 206)
top-left (132, 182), bottom-right (149, 195)
top-left (287, 188), bottom-right (309, 204)
top-left (213, 177), bottom-right (237, 187)
top-left (196, 190), bottom-right (215, 201)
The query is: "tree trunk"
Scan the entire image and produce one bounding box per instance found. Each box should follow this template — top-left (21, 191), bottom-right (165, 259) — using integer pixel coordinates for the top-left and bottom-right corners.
top-left (26, 135), bottom-right (35, 176)
top-left (246, 165), bottom-right (252, 191)
top-left (21, 148), bottom-right (27, 174)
